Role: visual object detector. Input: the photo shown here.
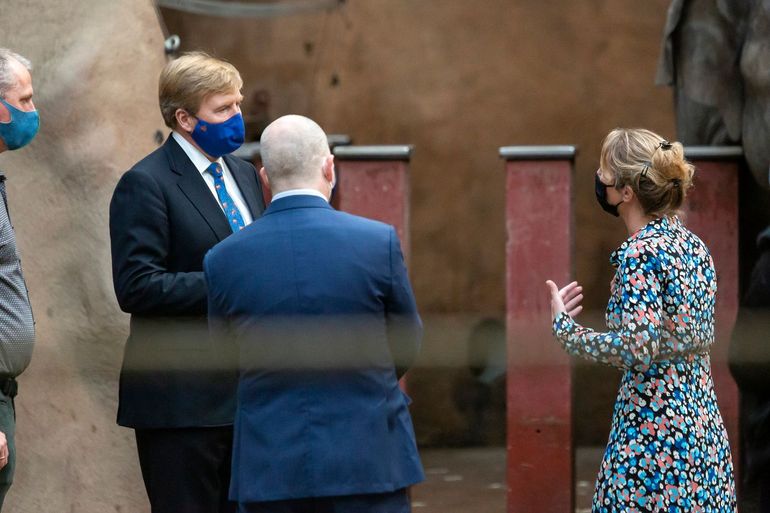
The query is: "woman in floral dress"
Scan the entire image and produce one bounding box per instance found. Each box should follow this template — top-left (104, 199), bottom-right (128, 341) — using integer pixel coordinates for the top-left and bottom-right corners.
top-left (546, 128), bottom-right (736, 512)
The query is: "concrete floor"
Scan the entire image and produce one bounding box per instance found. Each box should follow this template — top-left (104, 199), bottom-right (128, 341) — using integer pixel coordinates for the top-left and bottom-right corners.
top-left (411, 446), bottom-right (604, 513)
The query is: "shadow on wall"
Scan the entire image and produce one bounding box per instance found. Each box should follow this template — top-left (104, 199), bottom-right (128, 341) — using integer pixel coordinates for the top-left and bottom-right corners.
top-left (409, 316), bottom-right (506, 447)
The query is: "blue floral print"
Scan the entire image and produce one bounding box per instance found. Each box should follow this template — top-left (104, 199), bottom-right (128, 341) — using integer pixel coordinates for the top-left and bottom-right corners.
top-left (553, 216), bottom-right (736, 512)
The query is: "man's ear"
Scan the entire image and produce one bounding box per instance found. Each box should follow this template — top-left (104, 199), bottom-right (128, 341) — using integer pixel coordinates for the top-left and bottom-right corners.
top-left (322, 154), bottom-right (335, 183)
top-left (175, 108), bottom-right (196, 133)
top-left (258, 167), bottom-right (270, 191)
top-left (0, 101), bottom-right (10, 124)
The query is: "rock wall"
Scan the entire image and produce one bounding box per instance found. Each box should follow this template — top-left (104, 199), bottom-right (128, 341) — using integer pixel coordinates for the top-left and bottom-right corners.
top-left (0, 1), bottom-right (166, 511)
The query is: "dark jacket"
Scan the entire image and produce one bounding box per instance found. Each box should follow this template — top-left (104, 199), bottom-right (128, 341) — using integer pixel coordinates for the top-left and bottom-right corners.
top-left (205, 194), bottom-right (424, 502)
top-left (109, 135), bottom-right (265, 428)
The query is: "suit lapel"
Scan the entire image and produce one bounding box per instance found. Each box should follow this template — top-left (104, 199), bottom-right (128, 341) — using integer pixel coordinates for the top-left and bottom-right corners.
top-left (165, 137), bottom-right (233, 242)
top-left (224, 154), bottom-right (265, 219)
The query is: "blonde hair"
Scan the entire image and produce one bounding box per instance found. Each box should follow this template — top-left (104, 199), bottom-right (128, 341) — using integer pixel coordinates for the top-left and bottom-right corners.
top-left (158, 52), bottom-right (243, 129)
top-left (600, 128), bottom-right (694, 218)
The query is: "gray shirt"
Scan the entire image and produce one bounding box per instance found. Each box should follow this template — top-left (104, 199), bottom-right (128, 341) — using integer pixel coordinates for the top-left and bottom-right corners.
top-left (0, 171), bottom-right (34, 376)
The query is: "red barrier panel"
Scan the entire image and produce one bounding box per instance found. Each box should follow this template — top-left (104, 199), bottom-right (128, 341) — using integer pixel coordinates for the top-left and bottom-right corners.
top-left (502, 146), bottom-right (576, 513)
top-left (332, 145), bottom-right (413, 260)
top-left (681, 146), bottom-right (742, 475)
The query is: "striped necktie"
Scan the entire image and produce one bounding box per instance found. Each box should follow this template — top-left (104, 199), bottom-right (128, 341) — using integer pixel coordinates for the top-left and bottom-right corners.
top-left (208, 162), bottom-right (245, 233)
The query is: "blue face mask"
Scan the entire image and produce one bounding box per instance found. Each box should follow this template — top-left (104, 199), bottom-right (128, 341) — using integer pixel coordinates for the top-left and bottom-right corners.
top-left (190, 112), bottom-right (245, 158)
top-left (0, 98), bottom-right (39, 150)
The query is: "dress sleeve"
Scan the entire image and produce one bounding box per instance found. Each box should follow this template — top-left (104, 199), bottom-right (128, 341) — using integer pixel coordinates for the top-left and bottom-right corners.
top-left (552, 242), bottom-right (664, 372)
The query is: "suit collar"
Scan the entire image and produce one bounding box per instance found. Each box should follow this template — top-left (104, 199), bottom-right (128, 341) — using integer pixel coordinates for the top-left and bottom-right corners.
top-left (164, 135), bottom-right (233, 241)
top-left (263, 194), bottom-right (333, 216)
top-left (163, 133), bottom-right (196, 176)
top-left (171, 130), bottom-right (218, 174)
top-left (162, 135), bottom-right (264, 237)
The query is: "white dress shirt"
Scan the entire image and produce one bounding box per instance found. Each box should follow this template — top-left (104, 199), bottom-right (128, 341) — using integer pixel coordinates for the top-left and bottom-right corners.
top-left (271, 189), bottom-right (329, 202)
top-left (172, 131), bottom-right (254, 225)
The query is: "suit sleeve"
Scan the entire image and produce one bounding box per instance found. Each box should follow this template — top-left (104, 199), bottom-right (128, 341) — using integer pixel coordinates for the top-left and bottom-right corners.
top-left (109, 169), bottom-right (207, 315)
top-left (385, 227), bottom-right (423, 378)
top-left (203, 251), bottom-right (234, 348)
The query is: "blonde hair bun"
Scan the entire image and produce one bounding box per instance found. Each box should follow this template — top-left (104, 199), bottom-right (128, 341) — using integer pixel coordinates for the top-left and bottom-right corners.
top-left (600, 128), bottom-right (695, 218)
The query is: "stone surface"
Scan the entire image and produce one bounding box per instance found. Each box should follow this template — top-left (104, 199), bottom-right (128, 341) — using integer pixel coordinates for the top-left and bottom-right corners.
top-left (0, 1), bottom-right (166, 511)
top-left (412, 446), bottom-right (604, 513)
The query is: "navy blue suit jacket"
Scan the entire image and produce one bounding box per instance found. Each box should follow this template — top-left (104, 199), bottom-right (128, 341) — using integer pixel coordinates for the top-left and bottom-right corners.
top-left (110, 135), bottom-right (265, 428)
top-left (204, 194), bottom-right (424, 503)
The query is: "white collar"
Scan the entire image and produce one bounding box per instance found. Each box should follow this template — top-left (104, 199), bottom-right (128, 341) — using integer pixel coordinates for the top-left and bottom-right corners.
top-left (271, 188), bottom-right (329, 202)
top-left (172, 131), bottom-right (224, 174)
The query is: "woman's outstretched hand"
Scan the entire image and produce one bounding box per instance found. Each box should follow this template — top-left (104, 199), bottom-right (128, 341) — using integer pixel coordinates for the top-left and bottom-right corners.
top-left (545, 280), bottom-right (583, 322)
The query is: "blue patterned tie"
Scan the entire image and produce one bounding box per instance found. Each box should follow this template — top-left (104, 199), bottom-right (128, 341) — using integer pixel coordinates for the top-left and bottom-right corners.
top-left (208, 162), bottom-right (245, 233)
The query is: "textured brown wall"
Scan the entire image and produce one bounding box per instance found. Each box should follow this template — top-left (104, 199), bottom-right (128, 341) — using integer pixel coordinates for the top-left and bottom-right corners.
top-left (160, 0), bottom-right (676, 316)
top-left (0, 1), bottom-right (166, 510)
top-left (160, 0), bottom-right (676, 446)
top-left (0, 2), bottom-right (679, 509)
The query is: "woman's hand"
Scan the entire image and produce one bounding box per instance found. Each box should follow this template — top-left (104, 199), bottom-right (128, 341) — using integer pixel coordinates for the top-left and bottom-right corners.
top-left (545, 280), bottom-right (583, 321)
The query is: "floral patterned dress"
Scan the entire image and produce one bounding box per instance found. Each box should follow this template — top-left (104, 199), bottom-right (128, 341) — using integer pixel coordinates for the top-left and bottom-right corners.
top-left (553, 216), bottom-right (736, 512)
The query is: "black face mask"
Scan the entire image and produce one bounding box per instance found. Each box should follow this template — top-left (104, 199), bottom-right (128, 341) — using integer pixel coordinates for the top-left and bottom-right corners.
top-left (594, 174), bottom-right (623, 217)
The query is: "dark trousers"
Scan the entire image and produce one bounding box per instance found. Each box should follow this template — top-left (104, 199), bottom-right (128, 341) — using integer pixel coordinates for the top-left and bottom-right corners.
top-left (238, 489), bottom-right (410, 513)
top-left (0, 390), bottom-right (15, 512)
top-left (135, 426), bottom-right (235, 513)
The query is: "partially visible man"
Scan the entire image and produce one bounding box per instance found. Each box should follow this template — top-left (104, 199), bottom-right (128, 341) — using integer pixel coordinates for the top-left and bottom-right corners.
top-left (0, 48), bottom-right (37, 510)
top-left (205, 115), bottom-right (424, 513)
top-left (109, 52), bottom-right (265, 513)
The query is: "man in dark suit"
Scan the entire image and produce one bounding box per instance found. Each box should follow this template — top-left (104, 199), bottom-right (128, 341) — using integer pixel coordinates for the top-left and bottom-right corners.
top-left (205, 115), bottom-right (424, 513)
top-left (109, 52), bottom-right (265, 513)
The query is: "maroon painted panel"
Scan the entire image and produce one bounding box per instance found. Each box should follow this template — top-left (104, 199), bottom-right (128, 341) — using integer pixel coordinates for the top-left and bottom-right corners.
top-left (334, 160), bottom-right (411, 259)
top-left (334, 158), bottom-right (411, 394)
top-left (680, 159), bottom-right (740, 472)
top-left (505, 160), bottom-right (573, 513)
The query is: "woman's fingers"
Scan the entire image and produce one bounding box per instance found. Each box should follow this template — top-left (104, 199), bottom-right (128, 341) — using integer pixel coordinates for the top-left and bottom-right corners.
top-left (564, 293), bottom-right (583, 312)
top-left (548, 280), bottom-right (585, 320)
top-left (567, 305), bottom-right (583, 318)
top-left (545, 280), bottom-right (566, 319)
top-left (559, 281), bottom-right (579, 297)
top-left (545, 280), bottom-right (560, 297)
top-left (562, 285), bottom-right (582, 303)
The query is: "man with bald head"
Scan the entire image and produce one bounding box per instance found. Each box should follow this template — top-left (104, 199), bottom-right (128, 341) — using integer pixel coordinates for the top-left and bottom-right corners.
top-left (0, 48), bottom-right (38, 509)
top-left (205, 115), bottom-right (424, 512)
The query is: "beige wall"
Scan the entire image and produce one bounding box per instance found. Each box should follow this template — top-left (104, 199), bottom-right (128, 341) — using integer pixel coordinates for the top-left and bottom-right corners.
top-left (1, 1), bottom-right (166, 510)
